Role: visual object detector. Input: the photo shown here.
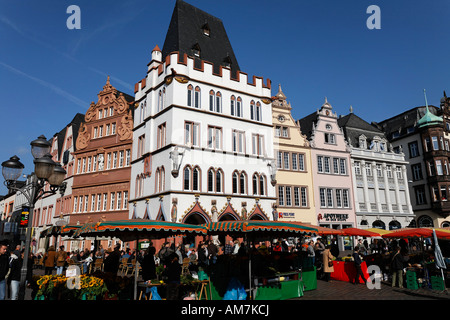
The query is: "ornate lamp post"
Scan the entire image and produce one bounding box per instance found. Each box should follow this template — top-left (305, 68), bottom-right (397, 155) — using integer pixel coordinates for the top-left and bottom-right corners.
top-left (1, 135), bottom-right (66, 300)
top-left (267, 160), bottom-right (278, 186)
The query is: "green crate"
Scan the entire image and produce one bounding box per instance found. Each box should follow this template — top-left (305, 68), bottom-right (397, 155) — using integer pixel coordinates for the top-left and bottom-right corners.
top-left (406, 271), bottom-right (417, 280)
top-left (431, 276), bottom-right (445, 291)
top-left (406, 281), bottom-right (419, 290)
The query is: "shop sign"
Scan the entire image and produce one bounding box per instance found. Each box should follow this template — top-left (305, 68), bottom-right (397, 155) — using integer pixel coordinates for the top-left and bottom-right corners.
top-left (278, 212), bottom-right (295, 219)
top-left (318, 213), bottom-right (349, 222)
top-left (20, 207), bottom-right (30, 227)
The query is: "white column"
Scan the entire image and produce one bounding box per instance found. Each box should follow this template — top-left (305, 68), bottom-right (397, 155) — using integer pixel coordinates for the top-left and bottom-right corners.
top-left (382, 163), bottom-right (393, 212)
top-left (393, 165), bottom-right (403, 213)
top-left (372, 161), bottom-right (382, 213)
top-left (361, 160), bottom-right (371, 212)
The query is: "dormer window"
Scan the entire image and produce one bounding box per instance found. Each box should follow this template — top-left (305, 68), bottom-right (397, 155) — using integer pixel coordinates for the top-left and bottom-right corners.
top-left (202, 23), bottom-right (210, 36)
top-left (192, 43), bottom-right (201, 57)
top-left (223, 56), bottom-right (232, 68)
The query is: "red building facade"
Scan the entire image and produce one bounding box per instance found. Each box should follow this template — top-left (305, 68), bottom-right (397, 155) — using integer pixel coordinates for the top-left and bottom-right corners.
top-left (71, 77), bottom-right (134, 227)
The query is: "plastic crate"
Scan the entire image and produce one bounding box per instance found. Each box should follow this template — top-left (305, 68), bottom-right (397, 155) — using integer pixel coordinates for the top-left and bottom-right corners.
top-left (406, 270), bottom-right (417, 281)
top-left (406, 280), bottom-right (419, 290)
top-left (431, 276), bottom-right (445, 291)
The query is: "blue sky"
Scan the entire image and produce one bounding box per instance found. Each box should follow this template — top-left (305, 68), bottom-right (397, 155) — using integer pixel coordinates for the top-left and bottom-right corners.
top-left (0, 0), bottom-right (449, 195)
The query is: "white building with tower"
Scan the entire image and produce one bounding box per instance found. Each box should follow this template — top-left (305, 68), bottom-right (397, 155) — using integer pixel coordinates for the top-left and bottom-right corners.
top-left (129, 0), bottom-right (276, 229)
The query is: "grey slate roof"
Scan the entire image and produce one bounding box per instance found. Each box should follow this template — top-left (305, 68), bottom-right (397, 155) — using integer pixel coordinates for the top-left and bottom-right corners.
top-left (373, 105), bottom-right (440, 141)
top-left (338, 113), bottom-right (387, 148)
top-left (162, 0), bottom-right (240, 77)
top-left (297, 111), bottom-right (319, 140)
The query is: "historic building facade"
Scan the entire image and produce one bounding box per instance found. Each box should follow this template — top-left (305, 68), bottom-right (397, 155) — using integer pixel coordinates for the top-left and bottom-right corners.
top-left (338, 111), bottom-right (414, 230)
top-left (130, 0), bottom-right (276, 228)
top-left (272, 85), bottom-right (316, 223)
top-left (71, 77), bottom-right (134, 243)
top-left (375, 99), bottom-right (450, 228)
top-left (299, 99), bottom-right (357, 230)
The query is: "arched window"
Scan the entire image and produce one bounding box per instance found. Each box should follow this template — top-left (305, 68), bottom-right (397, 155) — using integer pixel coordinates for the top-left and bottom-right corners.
top-left (230, 95), bottom-right (236, 116)
top-left (158, 90), bottom-right (163, 112)
top-left (232, 171), bottom-right (238, 193)
top-left (418, 215), bottom-right (434, 227)
top-left (252, 174), bottom-right (258, 195)
top-left (187, 85), bottom-right (193, 107)
top-left (259, 174), bottom-right (266, 196)
top-left (372, 220), bottom-right (386, 230)
top-left (184, 166), bottom-right (191, 190)
top-left (209, 90), bottom-right (215, 112)
top-left (159, 166), bottom-right (165, 192)
top-left (236, 97), bottom-right (242, 117)
top-left (216, 169), bottom-right (223, 192)
top-left (135, 175), bottom-right (140, 198)
top-left (389, 220), bottom-right (401, 230)
top-left (208, 168), bottom-right (214, 192)
top-left (240, 172), bottom-right (247, 194)
top-left (256, 102), bottom-right (261, 121)
top-left (193, 166), bottom-right (201, 191)
top-left (194, 86), bottom-right (201, 108)
top-left (250, 100), bottom-right (255, 120)
top-left (215, 92), bottom-right (222, 113)
top-left (155, 167), bottom-right (160, 192)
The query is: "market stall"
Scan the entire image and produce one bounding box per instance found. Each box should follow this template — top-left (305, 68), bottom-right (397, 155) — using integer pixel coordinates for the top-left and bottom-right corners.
top-left (47, 219), bottom-right (209, 300)
top-left (382, 228), bottom-right (450, 291)
top-left (203, 220), bottom-right (318, 300)
top-left (330, 260), bottom-right (370, 283)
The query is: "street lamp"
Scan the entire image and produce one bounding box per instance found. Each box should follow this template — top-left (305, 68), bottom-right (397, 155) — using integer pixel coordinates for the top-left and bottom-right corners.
top-left (1, 135), bottom-right (66, 300)
top-left (267, 160), bottom-right (277, 186)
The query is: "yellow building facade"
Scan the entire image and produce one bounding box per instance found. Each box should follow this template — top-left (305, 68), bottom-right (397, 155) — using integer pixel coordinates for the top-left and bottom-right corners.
top-left (272, 86), bottom-right (316, 223)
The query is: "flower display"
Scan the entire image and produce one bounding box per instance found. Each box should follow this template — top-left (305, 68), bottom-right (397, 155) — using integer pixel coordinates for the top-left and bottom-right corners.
top-left (35, 274), bottom-right (108, 300)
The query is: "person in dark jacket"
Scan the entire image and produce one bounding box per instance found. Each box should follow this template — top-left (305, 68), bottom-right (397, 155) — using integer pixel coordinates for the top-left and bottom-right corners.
top-left (103, 245), bottom-right (121, 275)
top-left (141, 246), bottom-right (156, 281)
top-left (8, 249), bottom-right (23, 300)
top-left (0, 242), bottom-right (10, 300)
top-left (352, 247), bottom-right (367, 285)
top-left (391, 246), bottom-right (407, 288)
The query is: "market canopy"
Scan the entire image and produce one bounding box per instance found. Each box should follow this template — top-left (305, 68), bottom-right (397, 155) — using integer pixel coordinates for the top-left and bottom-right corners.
top-left (339, 227), bottom-right (382, 237)
top-left (382, 227), bottom-right (450, 240)
top-left (203, 220), bottom-right (318, 237)
top-left (70, 219), bottom-right (208, 241)
top-left (365, 228), bottom-right (393, 235)
top-left (296, 223), bottom-right (344, 236)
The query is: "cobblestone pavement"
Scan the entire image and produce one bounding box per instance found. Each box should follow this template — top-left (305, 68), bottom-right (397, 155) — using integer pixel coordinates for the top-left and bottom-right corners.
top-left (299, 279), bottom-right (450, 300)
top-left (24, 267), bottom-right (449, 301)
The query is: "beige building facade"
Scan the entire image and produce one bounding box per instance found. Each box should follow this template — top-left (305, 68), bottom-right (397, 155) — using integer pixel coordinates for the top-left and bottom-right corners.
top-left (272, 86), bottom-right (316, 223)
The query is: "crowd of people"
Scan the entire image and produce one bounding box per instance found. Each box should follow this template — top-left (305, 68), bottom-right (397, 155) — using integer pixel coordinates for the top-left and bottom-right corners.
top-left (0, 234), bottom-right (438, 300)
top-left (0, 241), bottom-right (33, 300)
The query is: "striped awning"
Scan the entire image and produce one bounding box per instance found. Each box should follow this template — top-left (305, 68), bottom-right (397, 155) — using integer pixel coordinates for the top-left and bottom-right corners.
top-left (71, 219), bottom-right (208, 241)
top-left (203, 220), bottom-right (318, 236)
top-left (382, 227), bottom-right (450, 239)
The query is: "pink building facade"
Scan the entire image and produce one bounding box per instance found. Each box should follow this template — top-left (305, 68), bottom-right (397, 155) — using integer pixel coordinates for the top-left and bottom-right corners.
top-left (299, 99), bottom-right (357, 231)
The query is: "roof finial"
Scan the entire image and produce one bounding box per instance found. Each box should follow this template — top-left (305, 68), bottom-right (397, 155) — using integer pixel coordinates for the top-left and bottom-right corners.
top-left (424, 89), bottom-right (429, 109)
top-left (106, 75), bottom-right (110, 85)
top-left (325, 96), bottom-right (328, 104)
top-left (350, 105), bottom-right (353, 113)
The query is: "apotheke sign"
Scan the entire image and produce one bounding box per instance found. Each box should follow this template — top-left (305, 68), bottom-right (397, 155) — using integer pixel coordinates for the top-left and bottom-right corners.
top-left (318, 213), bottom-right (349, 222)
